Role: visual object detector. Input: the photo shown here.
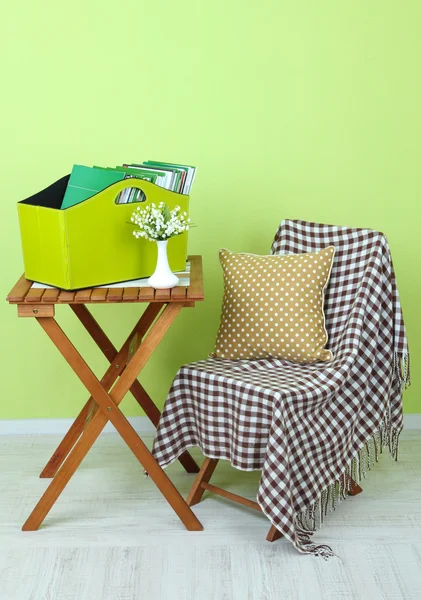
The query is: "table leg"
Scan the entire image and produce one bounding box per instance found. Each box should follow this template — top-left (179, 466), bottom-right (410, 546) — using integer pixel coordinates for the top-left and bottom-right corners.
top-left (39, 402), bottom-right (91, 478)
top-left (72, 305), bottom-right (199, 473)
top-left (40, 303), bottom-right (163, 478)
top-left (23, 304), bottom-right (203, 532)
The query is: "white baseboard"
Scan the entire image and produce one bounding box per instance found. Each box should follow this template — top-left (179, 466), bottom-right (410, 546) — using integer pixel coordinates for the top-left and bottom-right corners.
top-left (0, 414), bottom-right (420, 436)
top-left (0, 416), bottom-right (156, 435)
top-left (404, 414), bottom-right (421, 430)
top-left (0, 414), bottom-right (420, 435)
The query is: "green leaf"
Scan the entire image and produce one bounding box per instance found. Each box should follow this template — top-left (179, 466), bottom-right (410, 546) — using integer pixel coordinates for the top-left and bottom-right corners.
top-left (162, 203), bottom-right (171, 223)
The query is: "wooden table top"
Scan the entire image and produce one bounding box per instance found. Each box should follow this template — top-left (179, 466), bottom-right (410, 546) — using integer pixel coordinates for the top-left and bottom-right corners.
top-left (6, 255), bottom-right (204, 305)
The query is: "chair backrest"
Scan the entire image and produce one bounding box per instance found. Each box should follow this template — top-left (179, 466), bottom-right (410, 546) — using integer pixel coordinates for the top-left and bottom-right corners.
top-left (271, 219), bottom-right (390, 355)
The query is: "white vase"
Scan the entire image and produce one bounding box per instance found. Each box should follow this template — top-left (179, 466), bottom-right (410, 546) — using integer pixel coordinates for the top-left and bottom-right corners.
top-left (148, 240), bottom-right (179, 289)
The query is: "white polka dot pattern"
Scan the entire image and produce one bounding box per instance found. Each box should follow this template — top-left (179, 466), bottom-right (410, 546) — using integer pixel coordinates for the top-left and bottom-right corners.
top-left (213, 246), bottom-right (335, 362)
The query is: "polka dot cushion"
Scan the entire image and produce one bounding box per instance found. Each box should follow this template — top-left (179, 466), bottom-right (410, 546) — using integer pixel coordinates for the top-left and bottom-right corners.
top-left (212, 246), bottom-right (335, 362)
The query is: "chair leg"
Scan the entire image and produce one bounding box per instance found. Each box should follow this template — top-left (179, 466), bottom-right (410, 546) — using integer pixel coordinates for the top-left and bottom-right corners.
top-left (348, 477), bottom-right (363, 496)
top-left (186, 458), bottom-right (219, 506)
top-left (188, 457), bottom-right (284, 542)
top-left (266, 525), bottom-right (283, 542)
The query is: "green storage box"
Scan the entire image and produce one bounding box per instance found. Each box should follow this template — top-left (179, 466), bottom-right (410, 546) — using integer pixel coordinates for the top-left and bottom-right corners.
top-left (18, 175), bottom-right (190, 290)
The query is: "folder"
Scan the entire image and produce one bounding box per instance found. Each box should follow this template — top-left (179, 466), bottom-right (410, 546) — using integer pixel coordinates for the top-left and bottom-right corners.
top-left (61, 165), bottom-right (125, 209)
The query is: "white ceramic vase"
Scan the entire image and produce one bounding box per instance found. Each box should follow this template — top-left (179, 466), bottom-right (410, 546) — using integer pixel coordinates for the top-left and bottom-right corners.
top-left (148, 240), bottom-right (179, 289)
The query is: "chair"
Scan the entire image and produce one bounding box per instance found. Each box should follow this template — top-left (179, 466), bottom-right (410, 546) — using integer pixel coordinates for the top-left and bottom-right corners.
top-left (152, 220), bottom-right (408, 554)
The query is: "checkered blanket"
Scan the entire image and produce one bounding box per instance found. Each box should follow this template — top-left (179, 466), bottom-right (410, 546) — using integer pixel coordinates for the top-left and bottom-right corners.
top-left (152, 220), bottom-right (410, 557)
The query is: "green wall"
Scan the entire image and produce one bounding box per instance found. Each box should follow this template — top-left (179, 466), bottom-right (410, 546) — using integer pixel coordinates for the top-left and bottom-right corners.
top-left (1, 1), bottom-right (419, 418)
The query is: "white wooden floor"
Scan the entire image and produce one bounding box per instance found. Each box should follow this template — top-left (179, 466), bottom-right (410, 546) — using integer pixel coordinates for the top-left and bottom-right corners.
top-left (0, 431), bottom-right (420, 600)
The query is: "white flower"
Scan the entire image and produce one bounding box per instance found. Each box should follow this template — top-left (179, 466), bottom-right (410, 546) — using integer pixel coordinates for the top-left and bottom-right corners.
top-left (130, 203), bottom-right (191, 242)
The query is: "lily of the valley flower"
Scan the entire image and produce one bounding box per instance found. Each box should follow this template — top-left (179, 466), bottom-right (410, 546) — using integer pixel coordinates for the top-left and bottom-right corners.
top-left (131, 202), bottom-right (190, 242)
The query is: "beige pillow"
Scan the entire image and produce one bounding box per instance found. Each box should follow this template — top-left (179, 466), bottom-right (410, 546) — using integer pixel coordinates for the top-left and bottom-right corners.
top-left (212, 246), bottom-right (335, 362)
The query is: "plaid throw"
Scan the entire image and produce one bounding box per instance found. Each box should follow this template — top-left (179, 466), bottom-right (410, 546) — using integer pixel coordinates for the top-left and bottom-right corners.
top-left (152, 220), bottom-right (410, 557)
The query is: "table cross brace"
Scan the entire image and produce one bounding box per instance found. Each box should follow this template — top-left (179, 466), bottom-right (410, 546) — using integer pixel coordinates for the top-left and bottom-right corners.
top-left (22, 302), bottom-right (203, 533)
top-left (40, 303), bottom-right (199, 477)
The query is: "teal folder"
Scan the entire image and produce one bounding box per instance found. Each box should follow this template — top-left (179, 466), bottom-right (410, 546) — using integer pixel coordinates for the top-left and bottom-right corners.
top-left (61, 165), bottom-right (125, 209)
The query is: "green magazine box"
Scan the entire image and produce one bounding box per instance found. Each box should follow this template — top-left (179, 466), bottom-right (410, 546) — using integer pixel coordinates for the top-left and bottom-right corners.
top-left (18, 176), bottom-right (190, 290)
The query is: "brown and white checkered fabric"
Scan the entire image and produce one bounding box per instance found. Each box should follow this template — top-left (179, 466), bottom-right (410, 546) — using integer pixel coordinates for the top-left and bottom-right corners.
top-left (152, 220), bottom-right (409, 556)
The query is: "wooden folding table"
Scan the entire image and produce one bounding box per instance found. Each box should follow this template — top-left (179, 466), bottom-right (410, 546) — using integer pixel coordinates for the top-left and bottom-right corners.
top-left (6, 256), bottom-right (204, 532)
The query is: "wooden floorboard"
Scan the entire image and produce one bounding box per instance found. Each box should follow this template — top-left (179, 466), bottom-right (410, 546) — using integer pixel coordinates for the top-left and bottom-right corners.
top-left (0, 431), bottom-right (420, 599)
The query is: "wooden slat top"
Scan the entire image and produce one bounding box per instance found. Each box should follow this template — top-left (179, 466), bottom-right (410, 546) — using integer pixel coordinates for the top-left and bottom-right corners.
top-left (6, 256), bottom-right (204, 305)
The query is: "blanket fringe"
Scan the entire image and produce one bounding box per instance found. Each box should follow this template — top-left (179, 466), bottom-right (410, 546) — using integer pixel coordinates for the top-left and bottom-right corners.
top-left (293, 419), bottom-right (402, 558)
top-left (395, 351), bottom-right (411, 391)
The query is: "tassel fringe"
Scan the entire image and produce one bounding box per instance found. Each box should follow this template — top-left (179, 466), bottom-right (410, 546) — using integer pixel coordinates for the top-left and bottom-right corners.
top-left (292, 418), bottom-right (402, 559)
top-left (395, 352), bottom-right (411, 391)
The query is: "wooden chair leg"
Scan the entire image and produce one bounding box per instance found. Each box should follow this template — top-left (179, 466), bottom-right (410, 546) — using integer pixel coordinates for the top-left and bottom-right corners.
top-left (348, 477), bottom-right (363, 496)
top-left (266, 524), bottom-right (283, 542)
top-left (186, 457), bottom-right (219, 506)
top-left (23, 304), bottom-right (203, 533)
top-left (188, 457), bottom-right (284, 543)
